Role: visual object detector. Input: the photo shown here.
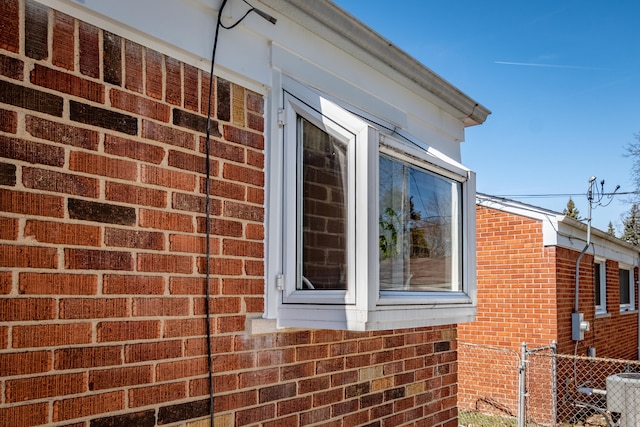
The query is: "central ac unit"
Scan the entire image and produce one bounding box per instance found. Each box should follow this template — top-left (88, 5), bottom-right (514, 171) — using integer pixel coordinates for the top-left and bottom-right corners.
top-left (606, 372), bottom-right (640, 427)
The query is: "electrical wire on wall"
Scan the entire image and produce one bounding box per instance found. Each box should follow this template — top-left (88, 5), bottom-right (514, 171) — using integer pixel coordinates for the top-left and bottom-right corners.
top-left (203, 1), bottom-right (276, 426)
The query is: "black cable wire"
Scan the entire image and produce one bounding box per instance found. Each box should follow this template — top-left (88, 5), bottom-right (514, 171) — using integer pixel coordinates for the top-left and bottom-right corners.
top-left (219, 8), bottom-right (253, 29)
top-left (204, 2), bottom-right (229, 426)
top-left (220, 0), bottom-right (276, 29)
top-left (203, 2), bottom-right (275, 425)
top-left (494, 191), bottom-right (634, 199)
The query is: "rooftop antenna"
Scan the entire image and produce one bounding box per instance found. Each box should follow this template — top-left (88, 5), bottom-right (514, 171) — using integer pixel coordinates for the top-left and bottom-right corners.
top-left (572, 176), bottom-right (620, 341)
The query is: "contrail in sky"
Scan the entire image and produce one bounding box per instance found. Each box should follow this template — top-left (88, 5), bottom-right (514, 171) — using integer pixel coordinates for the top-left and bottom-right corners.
top-left (495, 61), bottom-right (609, 71)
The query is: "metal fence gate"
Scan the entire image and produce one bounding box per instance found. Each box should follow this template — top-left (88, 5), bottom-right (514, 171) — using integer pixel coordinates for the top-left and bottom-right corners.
top-left (459, 342), bottom-right (640, 427)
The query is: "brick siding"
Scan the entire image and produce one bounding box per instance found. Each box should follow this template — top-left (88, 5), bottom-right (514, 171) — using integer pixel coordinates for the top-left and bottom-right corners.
top-left (0, 1), bottom-right (459, 426)
top-left (458, 205), bottom-right (639, 417)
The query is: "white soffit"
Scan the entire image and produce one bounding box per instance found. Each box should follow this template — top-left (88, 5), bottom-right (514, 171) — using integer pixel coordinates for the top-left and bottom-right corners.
top-left (258, 0), bottom-right (491, 127)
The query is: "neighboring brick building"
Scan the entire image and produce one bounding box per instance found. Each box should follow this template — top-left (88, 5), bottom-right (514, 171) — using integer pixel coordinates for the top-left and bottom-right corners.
top-left (458, 194), bottom-right (639, 421)
top-left (0, 0), bottom-right (489, 426)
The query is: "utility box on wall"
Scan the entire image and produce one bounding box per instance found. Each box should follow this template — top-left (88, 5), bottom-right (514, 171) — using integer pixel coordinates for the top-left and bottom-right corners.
top-left (571, 312), bottom-right (590, 341)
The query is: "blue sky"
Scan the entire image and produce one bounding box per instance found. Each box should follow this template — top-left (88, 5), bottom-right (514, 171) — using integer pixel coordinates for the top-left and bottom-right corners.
top-left (333, 0), bottom-right (640, 232)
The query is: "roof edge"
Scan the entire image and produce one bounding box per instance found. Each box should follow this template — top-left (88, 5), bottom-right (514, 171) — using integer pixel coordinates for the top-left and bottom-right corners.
top-left (477, 193), bottom-right (640, 252)
top-left (259, 0), bottom-right (491, 126)
top-left (559, 216), bottom-right (640, 252)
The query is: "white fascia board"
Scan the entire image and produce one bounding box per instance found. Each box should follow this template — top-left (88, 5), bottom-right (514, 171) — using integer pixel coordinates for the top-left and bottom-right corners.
top-left (476, 195), bottom-right (562, 223)
top-left (257, 0), bottom-right (490, 128)
top-left (477, 196), bottom-right (640, 266)
top-left (476, 194), bottom-right (564, 246)
top-left (557, 219), bottom-right (640, 267)
top-left (264, 2), bottom-right (475, 149)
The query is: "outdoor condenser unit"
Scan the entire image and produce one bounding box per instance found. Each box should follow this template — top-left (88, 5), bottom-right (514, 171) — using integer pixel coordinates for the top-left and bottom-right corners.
top-left (606, 372), bottom-right (640, 426)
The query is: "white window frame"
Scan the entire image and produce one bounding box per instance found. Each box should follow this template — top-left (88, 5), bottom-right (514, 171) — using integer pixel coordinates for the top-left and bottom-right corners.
top-left (594, 258), bottom-right (607, 315)
top-left (619, 264), bottom-right (635, 312)
top-left (268, 77), bottom-right (476, 331)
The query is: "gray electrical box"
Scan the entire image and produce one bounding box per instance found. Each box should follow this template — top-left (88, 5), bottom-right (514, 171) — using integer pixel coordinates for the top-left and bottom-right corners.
top-left (572, 312), bottom-right (590, 341)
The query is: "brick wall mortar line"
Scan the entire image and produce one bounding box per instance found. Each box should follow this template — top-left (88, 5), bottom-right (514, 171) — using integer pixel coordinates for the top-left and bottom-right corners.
top-left (14, 109), bottom-right (26, 148)
top-left (117, 34), bottom-right (124, 91)
top-left (8, 268), bottom-right (17, 298)
top-left (140, 45), bottom-right (147, 101)
top-left (18, 0), bottom-right (25, 63)
top-left (162, 49), bottom-right (167, 104)
top-left (45, 7), bottom-right (53, 65)
top-left (98, 134), bottom-right (106, 200)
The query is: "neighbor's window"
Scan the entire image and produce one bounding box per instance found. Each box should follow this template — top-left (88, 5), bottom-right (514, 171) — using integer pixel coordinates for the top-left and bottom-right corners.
top-left (619, 267), bottom-right (635, 312)
top-left (595, 260), bottom-right (607, 314)
top-left (378, 154), bottom-right (461, 292)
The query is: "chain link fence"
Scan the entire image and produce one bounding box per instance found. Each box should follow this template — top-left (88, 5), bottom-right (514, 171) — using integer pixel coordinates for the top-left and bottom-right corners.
top-left (459, 342), bottom-right (640, 427)
top-left (458, 343), bottom-right (520, 426)
top-left (528, 350), bottom-right (640, 426)
top-left (524, 345), bottom-right (556, 426)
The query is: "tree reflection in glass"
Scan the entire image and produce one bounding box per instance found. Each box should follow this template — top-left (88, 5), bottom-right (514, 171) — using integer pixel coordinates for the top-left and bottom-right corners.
top-left (379, 155), bottom-right (461, 291)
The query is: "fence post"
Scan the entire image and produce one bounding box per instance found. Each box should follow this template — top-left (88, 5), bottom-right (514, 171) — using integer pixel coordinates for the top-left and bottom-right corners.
top-left (518, 342), bottom-right (527, 427)
top-left (552, 341), bottom-right (557, 424)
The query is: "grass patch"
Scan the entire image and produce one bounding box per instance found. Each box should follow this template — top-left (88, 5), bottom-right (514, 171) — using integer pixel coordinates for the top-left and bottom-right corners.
top-left (459, 410), bottom-right (517, 426)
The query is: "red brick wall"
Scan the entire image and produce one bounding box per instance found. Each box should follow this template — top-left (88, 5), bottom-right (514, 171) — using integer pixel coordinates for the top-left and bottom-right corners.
top-left (459, 206), bottom-right (558, 349)
top-left (459, 205), bottom-right (639, 418)
top-left (458, 206), bottom-right (557, 415)
top-left (555, 248), bottom-right (639, 358)
top-left (0, 1), bottom-right (460, 426)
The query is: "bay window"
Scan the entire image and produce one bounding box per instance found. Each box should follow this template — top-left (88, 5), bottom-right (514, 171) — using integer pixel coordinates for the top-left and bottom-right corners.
top-left (272, 78), bottom-right (476, 330)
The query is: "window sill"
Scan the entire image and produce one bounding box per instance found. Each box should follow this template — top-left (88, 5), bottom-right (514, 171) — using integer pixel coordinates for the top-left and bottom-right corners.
top-left (620, 309), bottom-right (638, 316)
top-left (595, 311), bottom-right (610, 319)
top-left (276, 302), bottom-right (476, 331)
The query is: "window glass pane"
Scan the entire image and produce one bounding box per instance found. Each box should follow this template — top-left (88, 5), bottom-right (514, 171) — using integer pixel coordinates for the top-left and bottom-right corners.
top-left (620, 269), bottom-right (630, 305)
top-left (595, 263), bottom-right (601, 306)
top-left (379, 155), bottom-right (461, 292)
top-left (298, 117), bottom-right (348, 290)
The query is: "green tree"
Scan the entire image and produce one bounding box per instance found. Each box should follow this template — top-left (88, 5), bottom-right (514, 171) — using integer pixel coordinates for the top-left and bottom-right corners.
top-left (606, 221), bottom-right (616, 237)
top-left (563, 197), bottom-right (580, 219)
top-left (379, 197), bottom-right (430, 260)
top-left (621, 204), bottom-right (640, 246)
